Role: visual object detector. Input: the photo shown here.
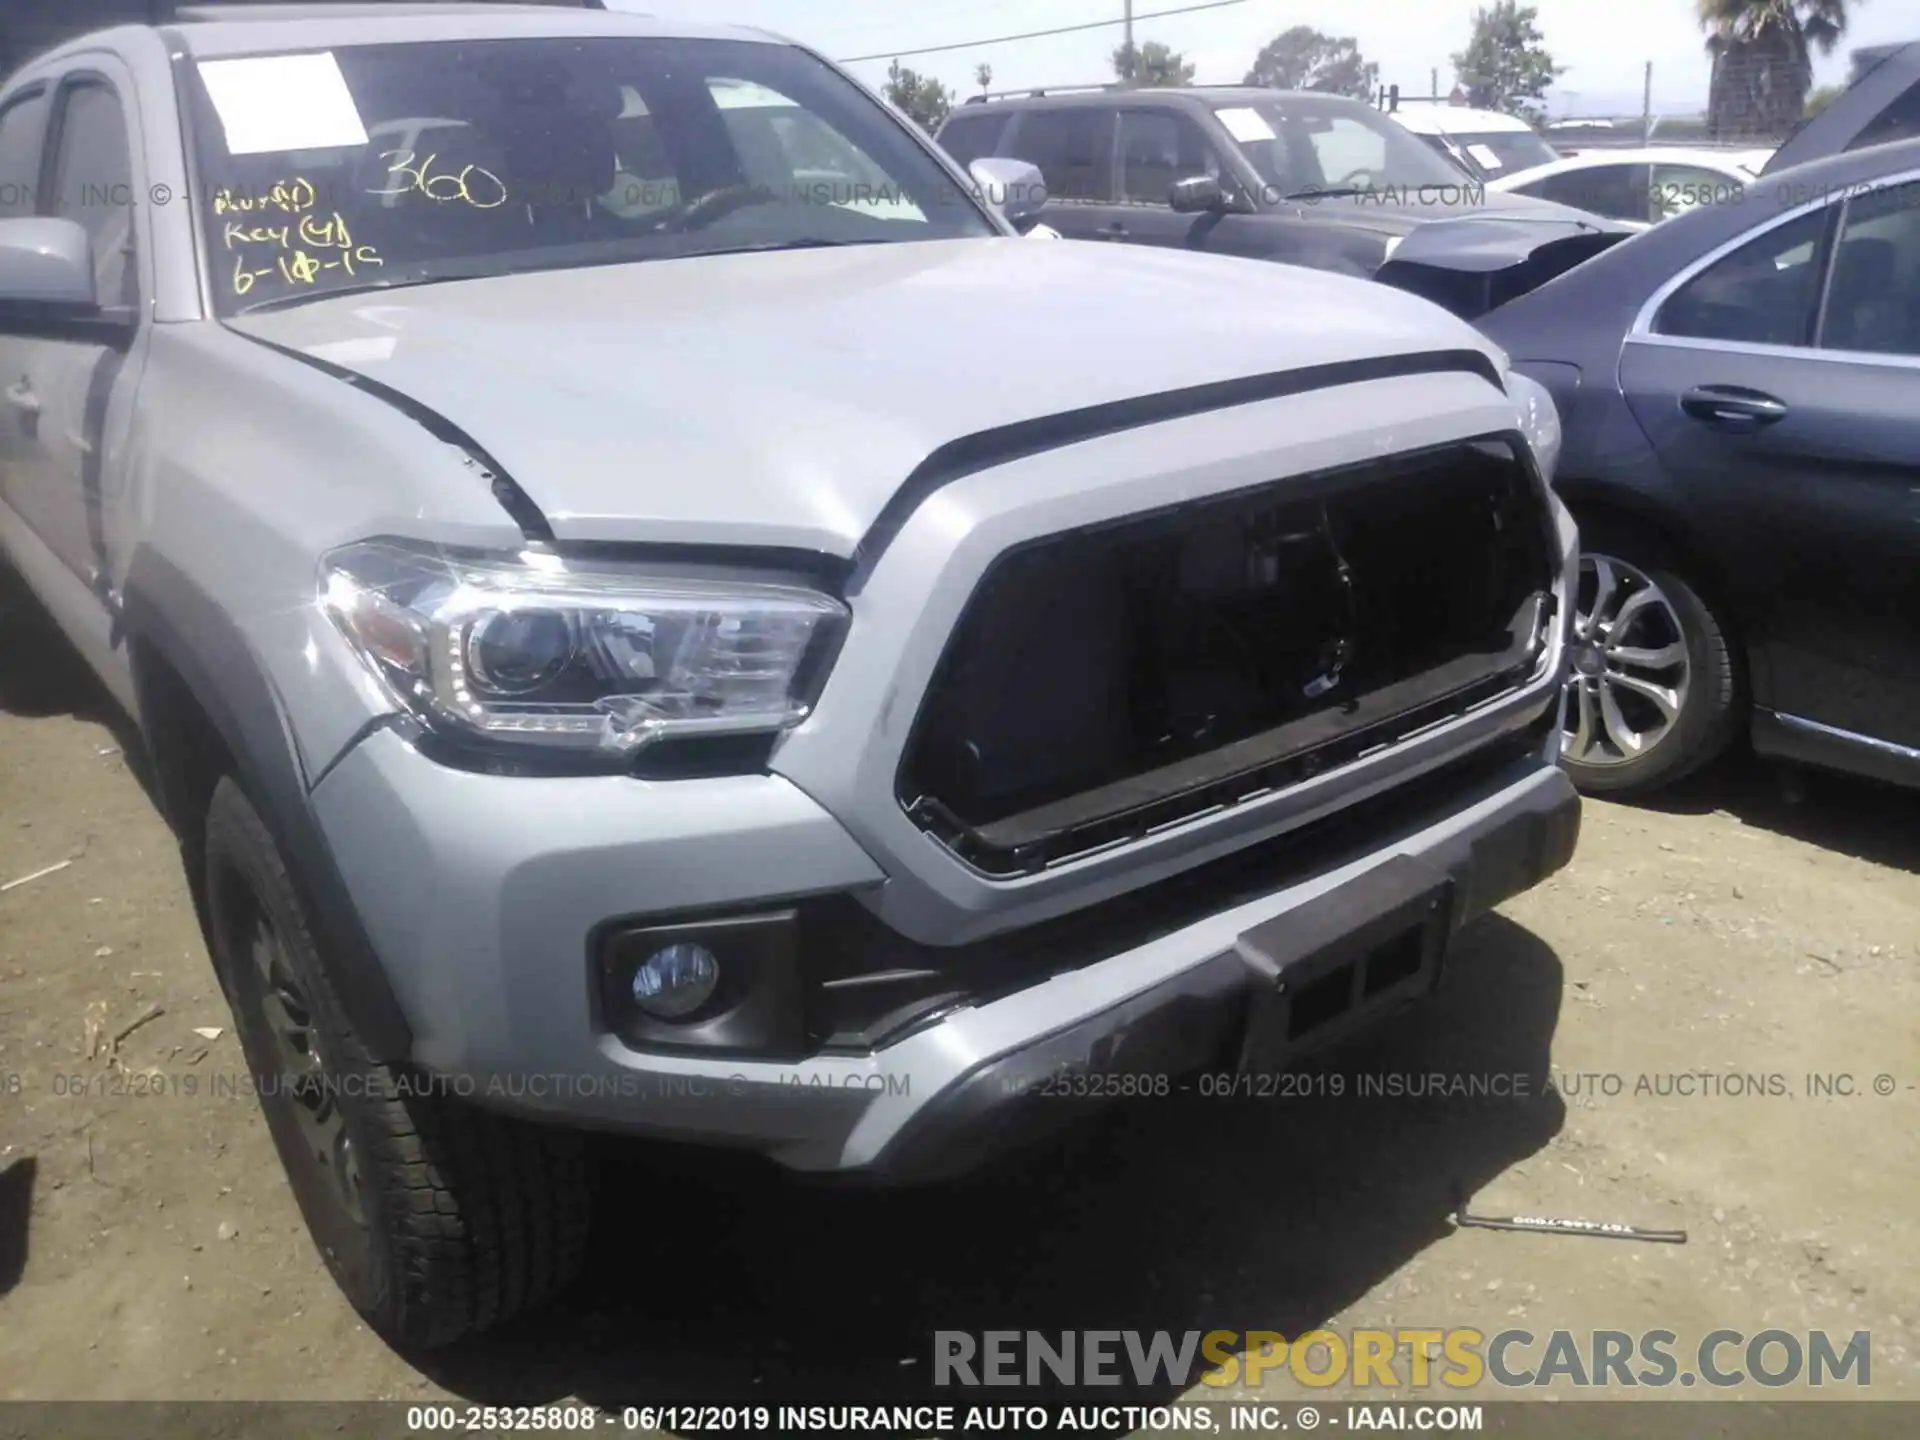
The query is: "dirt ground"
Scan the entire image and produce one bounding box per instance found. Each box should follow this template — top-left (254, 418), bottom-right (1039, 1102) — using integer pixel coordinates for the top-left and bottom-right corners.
top-left (2, 564), bottom-right (1917, 1412)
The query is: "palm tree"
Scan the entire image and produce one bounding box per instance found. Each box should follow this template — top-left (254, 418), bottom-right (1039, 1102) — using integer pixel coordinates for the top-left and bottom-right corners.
top-left (1699, 0), bottom-right (1856, 141)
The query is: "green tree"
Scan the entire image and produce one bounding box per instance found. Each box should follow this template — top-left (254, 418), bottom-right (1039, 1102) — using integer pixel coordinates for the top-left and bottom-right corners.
top-left (1804, 80), bottom-right (1845, 116)
top-left (1112, 40), bottom-right (1197, 87)
top-left (884, 59), bottom-right (954, 134)
top-left (1244, 26), bottom-right (1379, 99)
top-left (1700, 0), bottom-right (1853, 141)
top-left (1451, 1), bottom-right (1561, 121)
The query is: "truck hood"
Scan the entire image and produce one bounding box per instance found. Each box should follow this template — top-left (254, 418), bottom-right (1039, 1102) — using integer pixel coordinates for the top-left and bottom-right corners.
top-left (232, 238), bottom-right (1503, 554)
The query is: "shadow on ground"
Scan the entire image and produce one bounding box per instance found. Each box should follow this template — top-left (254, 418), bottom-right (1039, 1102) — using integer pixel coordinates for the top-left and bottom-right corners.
top-left (0, 563), bottom-right (150, 784)
top-left (1628, 749), bottom-right (1920, 876)
top-left (413, 915), bottom-right (1567, 1415)
top-left (0, 1157), bottom-right (33, 1298)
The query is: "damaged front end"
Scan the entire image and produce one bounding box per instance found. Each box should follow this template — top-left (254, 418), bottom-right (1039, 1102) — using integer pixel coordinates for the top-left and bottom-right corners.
top-left (899, 436), bottom-right (1561, 877)
top-left (1375, 214), bottom-right (1636, 320)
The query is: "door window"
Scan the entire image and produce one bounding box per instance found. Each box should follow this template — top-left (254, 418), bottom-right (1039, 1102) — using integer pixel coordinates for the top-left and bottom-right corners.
top-left (45, 82), bottom-right (136, 306)
top-left (1653, 205), bottom-right (1832, 346)
top-left (1818, 180), bottom-right (1920, 356)
top-left (1002, 108), bottom-right (1114, 201)
top-left (936, 110), bottom-right (1012, 166)
top-left (0, 88), bottom-right (50, 220)
top-left (1116, 111), bottom-right (1221, 204)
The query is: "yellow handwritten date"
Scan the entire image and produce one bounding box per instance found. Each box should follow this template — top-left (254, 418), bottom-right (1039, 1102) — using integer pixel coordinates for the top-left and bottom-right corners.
top-left (232, 245), bottom-right (383, 296)
top-left (370, 150), bottom-right (507, 209)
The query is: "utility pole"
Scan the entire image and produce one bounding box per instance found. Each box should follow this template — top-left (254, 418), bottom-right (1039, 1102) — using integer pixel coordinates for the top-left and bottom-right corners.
top-left (1124, 0), bottom-right (1134, 54)
top-left (1641, 59), bottom-right (1653, 145)
top-left (1431, 68), bottom-right (1438, 101)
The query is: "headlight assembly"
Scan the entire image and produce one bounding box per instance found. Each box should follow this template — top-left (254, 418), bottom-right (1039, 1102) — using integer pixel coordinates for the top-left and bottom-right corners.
top-left (1506, 369), bottom-right (1563, 484)
top-left (321, 539), bottom-right (847, 757)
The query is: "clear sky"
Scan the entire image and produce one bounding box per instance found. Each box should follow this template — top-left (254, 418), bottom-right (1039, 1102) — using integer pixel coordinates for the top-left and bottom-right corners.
top-left (619, 0), bottom-right (1916, 117)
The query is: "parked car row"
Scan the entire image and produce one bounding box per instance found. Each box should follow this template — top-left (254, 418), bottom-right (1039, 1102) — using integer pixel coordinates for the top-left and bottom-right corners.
top-left (936, 70), bottom-right (1920, 800)
top-left (934, 85), bottom-right (1635, 292)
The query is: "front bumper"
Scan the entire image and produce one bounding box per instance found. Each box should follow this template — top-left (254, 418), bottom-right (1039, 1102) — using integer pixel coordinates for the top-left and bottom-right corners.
top-left (310, 721), bottom-right (1577, 1179)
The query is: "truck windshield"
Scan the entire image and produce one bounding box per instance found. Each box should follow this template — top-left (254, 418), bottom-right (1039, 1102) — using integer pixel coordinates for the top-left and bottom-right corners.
top-left (1211, 97), bottom-right (1469, 196)
top-left (185, 36), bottom-right (996, 314)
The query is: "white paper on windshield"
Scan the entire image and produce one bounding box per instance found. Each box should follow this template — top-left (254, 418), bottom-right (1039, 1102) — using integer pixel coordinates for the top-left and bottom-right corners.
top-left (1216, 107), bottom-right (1277, 143)
top-left (198, 53), bottom-right (369, 155)
top-left (1466, 142), bottom-right (1505, 170)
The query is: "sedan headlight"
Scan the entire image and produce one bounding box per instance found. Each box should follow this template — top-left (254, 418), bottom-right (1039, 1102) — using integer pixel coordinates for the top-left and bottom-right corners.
top-left (321, 539), bottom-right (848, 756)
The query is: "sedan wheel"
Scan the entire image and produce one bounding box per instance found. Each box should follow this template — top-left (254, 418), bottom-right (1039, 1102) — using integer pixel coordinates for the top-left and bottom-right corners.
top-left (1556, 534), bottom-right (1740, 796)
top-left (1562, 553), bottom-right (1691, 768)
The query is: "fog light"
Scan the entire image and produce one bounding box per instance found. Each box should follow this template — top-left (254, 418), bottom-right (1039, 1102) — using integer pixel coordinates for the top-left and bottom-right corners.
top-left (630, 942), bottom-right (720, 1020)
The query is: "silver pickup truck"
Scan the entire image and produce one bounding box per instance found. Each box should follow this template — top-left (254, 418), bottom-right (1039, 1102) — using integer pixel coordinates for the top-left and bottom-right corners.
top-left (0, 1), bottom-right (1577, 1344)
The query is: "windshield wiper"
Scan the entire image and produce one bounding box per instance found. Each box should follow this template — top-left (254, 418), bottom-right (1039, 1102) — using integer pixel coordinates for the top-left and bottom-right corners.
top-left (1282, 186), bottom-right (1376, 201)
top-left (237, 271), bottom-right (480, 316)
top-left (683, 238), bottom-right (887, 258)
top-left (237, 238), bottom-right (887, 313)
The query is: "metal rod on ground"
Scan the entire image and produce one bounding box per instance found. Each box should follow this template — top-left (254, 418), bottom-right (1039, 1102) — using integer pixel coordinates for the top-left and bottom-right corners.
top-left (1452, 1185), bottom-right (1688, 1244)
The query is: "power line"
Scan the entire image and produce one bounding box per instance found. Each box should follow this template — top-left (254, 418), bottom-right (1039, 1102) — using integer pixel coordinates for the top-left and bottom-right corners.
top-left (837, 0), bottom-right (1249, 65)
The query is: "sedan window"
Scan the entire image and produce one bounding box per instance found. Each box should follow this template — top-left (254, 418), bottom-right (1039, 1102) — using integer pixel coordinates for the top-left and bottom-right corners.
top-left (1518, 164), bottom-right (1650, 223)
top-left (1654, 205), bottom-right (1832, 346)
top-left (1818, 180), bottom-right (1920, 356)
top-left (1650, 164), bottom-right (1745, 220)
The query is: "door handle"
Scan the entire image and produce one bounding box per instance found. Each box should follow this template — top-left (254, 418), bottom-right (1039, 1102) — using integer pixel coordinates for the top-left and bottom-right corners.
top-left (1680, 385), bottom-right (1788, 430)
top-left (1097, 219), bottom-right (1129, 239)
top-left (4, 380), bottom-right (39, 418)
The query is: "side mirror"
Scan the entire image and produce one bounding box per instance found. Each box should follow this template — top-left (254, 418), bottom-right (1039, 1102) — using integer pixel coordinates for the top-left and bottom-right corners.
top-left (0, 218), bottom-right (100, 312)
top-left (1169, 173), bottom-right (1228, 214)
top-left (968, 156), bottom-right (1049, 231)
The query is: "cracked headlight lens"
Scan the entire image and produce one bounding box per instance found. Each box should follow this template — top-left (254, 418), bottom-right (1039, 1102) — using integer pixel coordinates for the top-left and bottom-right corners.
top-left (321, 539), bottom-right (847, 755)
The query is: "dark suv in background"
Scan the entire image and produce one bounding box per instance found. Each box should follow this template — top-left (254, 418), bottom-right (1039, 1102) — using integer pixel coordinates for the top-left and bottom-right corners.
top-left (936, 86), bottom-right (1633, 289)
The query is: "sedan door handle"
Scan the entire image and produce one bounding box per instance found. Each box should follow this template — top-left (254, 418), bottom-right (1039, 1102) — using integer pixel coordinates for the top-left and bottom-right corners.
top-left (4, 380), bottom-right (39, 418)
top-left (1097, 220), bottom-right (1129, 239)
top-left (1680, 385), bottom-right (1788, 430)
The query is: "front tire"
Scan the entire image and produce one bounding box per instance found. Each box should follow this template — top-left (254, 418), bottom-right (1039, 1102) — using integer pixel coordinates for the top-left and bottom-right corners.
top-left (1558, 529), bottom-right (1741, 796)
top-left (202, 777), bottom-right (591, 1347)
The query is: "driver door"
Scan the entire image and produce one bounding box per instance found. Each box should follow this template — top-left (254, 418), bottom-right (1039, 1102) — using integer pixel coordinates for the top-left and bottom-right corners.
top-left (0, 69), bottom-right (146, 607)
